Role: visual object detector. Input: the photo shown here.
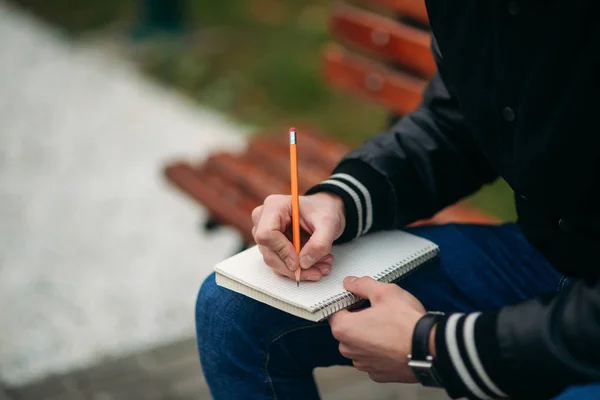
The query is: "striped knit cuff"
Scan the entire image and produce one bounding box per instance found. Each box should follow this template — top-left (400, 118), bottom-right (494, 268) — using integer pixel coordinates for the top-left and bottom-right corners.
top-left (434, 312), bottom-right (510, 400)
top-left (304, 160), bottom-right (396, 243)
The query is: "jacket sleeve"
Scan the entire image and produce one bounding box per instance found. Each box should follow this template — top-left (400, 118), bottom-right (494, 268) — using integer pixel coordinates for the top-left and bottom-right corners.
top-left (434, 277), bottom-right (600, 400)
top-left (305, 69), bottom-right (498, 243)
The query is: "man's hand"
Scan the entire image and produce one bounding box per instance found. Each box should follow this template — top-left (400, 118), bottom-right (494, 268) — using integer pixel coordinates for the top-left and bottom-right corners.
top-left (329, 276), bottom-right (426, 383)
top-left (251, 192), bottom-right (346, 281)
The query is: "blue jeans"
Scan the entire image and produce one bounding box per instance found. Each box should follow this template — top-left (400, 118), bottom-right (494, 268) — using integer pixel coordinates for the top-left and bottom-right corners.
top-left (195, 223), bottom-right (600, 399)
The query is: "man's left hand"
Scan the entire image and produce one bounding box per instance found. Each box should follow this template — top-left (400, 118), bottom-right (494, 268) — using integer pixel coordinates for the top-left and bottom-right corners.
top-left (329, 276), bottom-right (426, 383)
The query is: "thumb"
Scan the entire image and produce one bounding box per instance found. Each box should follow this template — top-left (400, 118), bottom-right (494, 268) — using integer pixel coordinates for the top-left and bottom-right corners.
top-left (343, 276), bottom-right (382, 300)
top-left (299, 226), bottom-right (335, 269)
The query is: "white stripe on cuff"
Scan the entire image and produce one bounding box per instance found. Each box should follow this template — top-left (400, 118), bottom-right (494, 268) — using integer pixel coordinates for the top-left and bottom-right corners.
top-left (319, 179), bottom-right (363, 239)
top-left (463, 313), bottom-right (508, 398)
top-left (330, 173), bottom-right (373, 234)
top-left (446, 313), bottom-right (491, 400)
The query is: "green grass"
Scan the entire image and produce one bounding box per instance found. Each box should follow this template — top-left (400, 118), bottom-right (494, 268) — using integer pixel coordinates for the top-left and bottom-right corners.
top-left (9, 0), bottom-right (516, 221)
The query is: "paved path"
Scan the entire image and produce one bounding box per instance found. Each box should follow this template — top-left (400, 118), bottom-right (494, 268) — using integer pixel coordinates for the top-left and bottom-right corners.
top-left (0, 0), bottom-right (247, 386)
top-left (4, 337), bottom-right (450, 400)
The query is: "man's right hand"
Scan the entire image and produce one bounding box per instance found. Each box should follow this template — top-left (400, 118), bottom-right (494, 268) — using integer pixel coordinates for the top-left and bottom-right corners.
top-left (251, 192), bottom-right (346, 281)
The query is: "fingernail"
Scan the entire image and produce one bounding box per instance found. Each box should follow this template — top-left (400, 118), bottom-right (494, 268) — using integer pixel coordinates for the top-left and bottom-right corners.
top-left (315, 264), bottom-right (331, 276)
top-left (300, 255), bottom-right (315, 269)
top-left (307, 274), bottom-right (321, 281)
top-left (346, 276), bottom-right (358, 283)
top-left (322, 254), bottom-right (334, 264)
top-left (285, 257), bottom-right (296, 271)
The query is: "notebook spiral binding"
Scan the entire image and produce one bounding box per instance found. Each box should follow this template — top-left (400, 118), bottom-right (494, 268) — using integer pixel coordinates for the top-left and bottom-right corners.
top-left (313, 244), bottom-right (439, 319)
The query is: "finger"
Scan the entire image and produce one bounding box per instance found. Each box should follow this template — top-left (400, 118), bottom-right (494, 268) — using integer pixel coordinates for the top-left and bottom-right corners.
top-left (340, 347), bottom-right (372, 362)
top-left (258, 245), bottom-right (289, 273)
top-left (298, 225), bottom-right (336, 269)
top-left (319, 254), bottom-right (334, 264)
top-left (264, 259), bottom-right (296, 280)
top-left (254, 206), bottom-right (298, 271)
top-left (343, 276), bottom-right (384, 301)
top-left (368, 372), bottom-right (382, 383)
top-left (327, 308), bottom-right (350, 330)
top-left (258, 245), bottom-right (316, 280)
top-left (338, 343), bottom-right (354, 359)
top-left (278, 266), bottom-right (324, 282)
top-left (300, 267), bottom-right (323, 281)
top-left (328, 309), bottom-right (352, 341)
top-left (353, 360), bottom-right (368, 372)
top-left (251, 205), bottom-right (263, 226)
top-left (313, 262), bottom-right (331, 276)
top-left (328, 308), bottom-right (350, 326)
top-left (305, 253), bottom-right (334, 268)
top-left (259, 246), bottom-right (323, 281)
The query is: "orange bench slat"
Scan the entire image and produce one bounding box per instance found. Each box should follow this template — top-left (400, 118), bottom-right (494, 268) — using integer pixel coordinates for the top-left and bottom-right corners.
top-left (329, 3), bottom-right (435, 79)
top-left (165, 162), bottom-right (258, 242)
top-left (250, 126), bottom-right (351, 170)
top-left (323, 44), bottom-right (426, 116)
top-left (246, 139), bottom-right (331, 193)
top-left (205, 153), bottom-right (289, 201)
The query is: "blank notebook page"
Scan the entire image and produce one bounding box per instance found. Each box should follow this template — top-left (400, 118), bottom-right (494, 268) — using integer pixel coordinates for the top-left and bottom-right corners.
top-left (214, 230), bottom-right (437, 312)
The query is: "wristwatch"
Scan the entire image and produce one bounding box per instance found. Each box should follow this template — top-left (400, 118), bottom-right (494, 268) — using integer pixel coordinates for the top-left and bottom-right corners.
top-left (407, 311), bottom-right (445, 388)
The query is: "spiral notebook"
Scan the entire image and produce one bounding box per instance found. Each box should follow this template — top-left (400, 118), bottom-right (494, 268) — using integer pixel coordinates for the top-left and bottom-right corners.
top-left (214, 230), bottom-right (439, 322)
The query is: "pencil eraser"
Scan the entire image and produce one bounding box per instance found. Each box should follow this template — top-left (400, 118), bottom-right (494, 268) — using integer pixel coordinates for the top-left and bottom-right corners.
top-left (289, 128), bottom-right (297, 144)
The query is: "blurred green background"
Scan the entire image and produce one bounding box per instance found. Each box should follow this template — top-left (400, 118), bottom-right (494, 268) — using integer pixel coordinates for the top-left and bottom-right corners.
top-left (11, 0), bottom-right (516, 220)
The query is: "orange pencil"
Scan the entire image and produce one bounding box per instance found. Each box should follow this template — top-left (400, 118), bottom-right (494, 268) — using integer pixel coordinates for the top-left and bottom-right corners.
top-left (289, 127), bottom-right (301, 287)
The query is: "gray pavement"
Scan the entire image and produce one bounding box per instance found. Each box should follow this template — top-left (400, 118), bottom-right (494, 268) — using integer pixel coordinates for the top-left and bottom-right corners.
top-left (4, 337), bottom-right (450, 400)
top-left (0, 0), bottom-right (246, 386)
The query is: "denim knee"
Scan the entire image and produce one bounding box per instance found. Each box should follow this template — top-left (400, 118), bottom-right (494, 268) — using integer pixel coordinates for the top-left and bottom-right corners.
top-left (195, 272), bottom-right (262, 360)
top-left (196, 272), bottom-right (278, 385)
top-left (196, 273), bottom-right (234, 374)
top-left (195, 273), bottom-right (226, 350)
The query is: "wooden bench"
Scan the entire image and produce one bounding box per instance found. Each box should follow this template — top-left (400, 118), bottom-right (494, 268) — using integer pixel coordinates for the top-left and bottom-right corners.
top-left (163, 0), bottom-right (498, 251)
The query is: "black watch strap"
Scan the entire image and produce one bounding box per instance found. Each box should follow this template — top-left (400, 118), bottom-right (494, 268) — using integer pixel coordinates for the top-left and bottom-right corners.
top-left (408, 311), bottom-right (445, 388)
top-left (411, 312), bottom-right (444, 360)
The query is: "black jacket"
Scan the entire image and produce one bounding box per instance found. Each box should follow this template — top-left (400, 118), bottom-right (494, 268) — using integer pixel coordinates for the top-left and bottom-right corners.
top-left (307, 1), bottom-right (600, 398)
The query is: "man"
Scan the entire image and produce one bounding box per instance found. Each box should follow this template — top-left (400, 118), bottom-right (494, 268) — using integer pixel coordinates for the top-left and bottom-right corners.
top-left (196, 1), bottom-right (600, 399)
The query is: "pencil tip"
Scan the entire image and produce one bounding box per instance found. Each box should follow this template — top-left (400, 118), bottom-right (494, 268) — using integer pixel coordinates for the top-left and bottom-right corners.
top-left (297, 281), bottom-right (300, 287)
